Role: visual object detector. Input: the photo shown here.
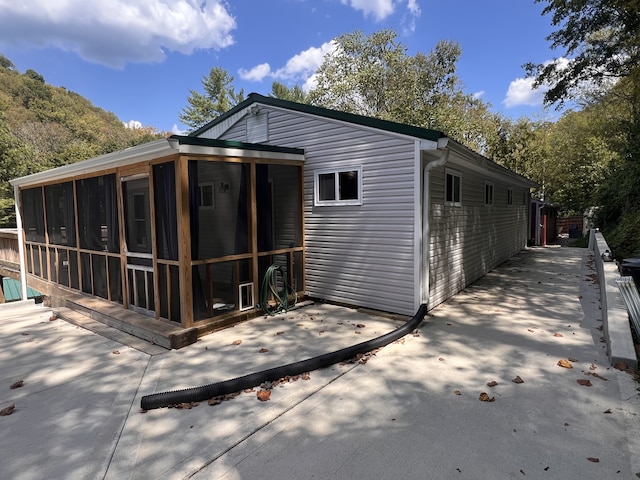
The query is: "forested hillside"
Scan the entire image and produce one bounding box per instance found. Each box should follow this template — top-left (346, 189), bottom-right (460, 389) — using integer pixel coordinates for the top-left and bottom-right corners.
top-left (0, 54), bottom-right (166, 226)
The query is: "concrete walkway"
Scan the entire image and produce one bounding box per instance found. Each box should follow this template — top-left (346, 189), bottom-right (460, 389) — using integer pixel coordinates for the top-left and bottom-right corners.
top-left (1, 247), bottom-right (638, 479)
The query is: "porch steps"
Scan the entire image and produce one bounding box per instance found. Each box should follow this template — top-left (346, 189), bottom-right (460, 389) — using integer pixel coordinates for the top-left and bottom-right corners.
top-left (55, 293), bottom-right (198, 350)
top-left (54, 307), bottom-right (169, 356)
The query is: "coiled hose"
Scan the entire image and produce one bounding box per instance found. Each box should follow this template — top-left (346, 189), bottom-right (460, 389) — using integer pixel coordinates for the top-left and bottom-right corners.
top-left (140, 303), bottom-right (427, 410)
top-left (260, 264), bottom-right (297, 315)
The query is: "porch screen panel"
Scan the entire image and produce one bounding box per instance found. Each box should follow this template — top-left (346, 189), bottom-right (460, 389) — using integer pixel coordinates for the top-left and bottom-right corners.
top-left (76, 174), bottom-right (119, 253)
top-left (190, 161), bottom-right (249, 259)
top-left (45, 182), bottom-right (76, 246)
top-left (21, 187), bottom-right (45, 243)
top-left (256, 164), bottom-right (302, 251)
top-left (153, 162), bottom-right (178, 260)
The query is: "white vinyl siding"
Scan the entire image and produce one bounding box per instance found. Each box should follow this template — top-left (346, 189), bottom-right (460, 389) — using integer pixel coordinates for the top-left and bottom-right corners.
top-left (207, 107), bottom-right (419, 315)
top-left (428, 161), bottom-right (528, 308)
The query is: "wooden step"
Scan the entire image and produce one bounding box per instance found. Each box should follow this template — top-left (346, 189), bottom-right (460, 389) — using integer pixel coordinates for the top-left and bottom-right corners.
top-left (60, 293), bottom-right (197, 350)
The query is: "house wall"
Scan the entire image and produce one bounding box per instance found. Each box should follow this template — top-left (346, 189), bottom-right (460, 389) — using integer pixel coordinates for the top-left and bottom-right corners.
top-left (427, 158), bottom-right (529, 308)
top-left (201, 108), bottom-right (420, 315)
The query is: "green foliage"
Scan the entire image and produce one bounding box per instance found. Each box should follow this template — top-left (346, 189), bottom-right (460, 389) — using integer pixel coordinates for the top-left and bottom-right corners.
top-left (306, 30), bottom-right (501, 153)
top-left (270, 82), bottom-right (309, 103)
top-left (0, 54), bottom-right (166, 227)
top-left (526, 0), bottom-right (640, 106)
top-left (179, 67), bottom-right (244, 130)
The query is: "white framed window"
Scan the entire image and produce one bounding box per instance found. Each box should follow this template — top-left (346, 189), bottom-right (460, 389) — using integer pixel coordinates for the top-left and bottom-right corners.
top-left (484, 181), bottom-right (494, 206)
top-left (445, 169), bottom-right (462, 206)
top-left (198, 182), bottom-right (215, 210)
top-left (507, 187), bottom-right (513, 206)
top-left (314, 166), bottom-right (362, 206)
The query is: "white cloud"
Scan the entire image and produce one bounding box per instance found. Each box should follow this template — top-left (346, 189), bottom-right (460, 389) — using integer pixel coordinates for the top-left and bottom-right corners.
top-left (238, 63), bottom-right (272, 82)
top-left (503, 77), bottom-right (545, 108)
top-left (473, 91), bottom-right (485, 100)
top-left (239, 41), bottom-right (337, 91)
top-left (341, 0), bottom-right (395, 21)
top-left (0, 0), bottom-right (236, 68)
top-left (124, 120), bottom-right (143, 129)
top-left (172, 124), bottom-right (188, 135)
top-left (503, 58), bottom-right (571, 108)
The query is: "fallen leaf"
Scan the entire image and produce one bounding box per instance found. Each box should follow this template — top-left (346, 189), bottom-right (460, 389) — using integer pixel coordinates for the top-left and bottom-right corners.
top-left (438, 357), bottom-right (445, 362)
top-left (527, 329), bottom-right (535, 333)
top-left (479, 392), bottom-right (495, 402)
top-left (301, 373), bottom-right (311, 380)
top-left (0, 404), bottom-right (15, 416)
top-left (354, 331), bottom-right (362, 334)
top-left (453, 390), bottom-right (462, 395)
top-left (112, 350), bottom-right (120, 355)
top-left (586, 457), bottom-right (600, 463)
top-left (259, 348), bottom-right (269, 353)
top-left (553, 333), bottom-right (564, 337)
top-left (486, 381), bottom-right (498, 387)
top-left (587, 372), bottom-right (608, 381)
top-left (276, 331), bottom-right (284, 335)
top-left (208, 397), bottom-right (222, 406)
top-left (557, 359), bottom-right (573, 369)
top-left (589, 364), bottom-right (597, 370)
top-left (232, 339), bottom-right (242, 345)
top-left (614, 362), bottom-right (628, 371)
top-left (512, 376), bottom-right (524, 384)
top-left (49, 315), bottom-right (58, 321)
top-left (356, 323), bottom-right (365, 328)
top-left (10, 380), bottom-right (24, 389)
top-left (257, 390), bottom-right (271, 402)
top-left (577, 379), bottom-right (592, 386)
top-left (603, 409), bottom-right (612, 414)
top-left (564, 422), bottom-right (570, 426)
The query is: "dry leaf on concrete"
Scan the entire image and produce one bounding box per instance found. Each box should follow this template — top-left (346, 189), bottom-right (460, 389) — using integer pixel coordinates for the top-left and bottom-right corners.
top-left (257, 390), bottom-right (271, 402)
top-left (10, 380), bottom-right (24, 389)
top-left (553, 333), bottom-right (564, 337)
top-left (232, 339), bottom-right (242, 345)
top-left (557, 359), bottom-right (573, 369)
top-left (586, 457), bottom-right (600, 463)
top-left (356, 323), bottom-right (365, 328)
top-left (453, 390), bottom-right (462, 395)
top-left (512, 376), bottom-right (524, 384)
top-left (259, 348), bottom-right (269, 353)
top-left (486, 381), bottom-right (498, 387)
top-left (112, 350), bottom-right (120, 355)
top-left (479, 392), bottom-right (495, 402)
top-left (0, 404), bottom-right (15, 416)
top-left (577, 379), bottom-right (592, 386)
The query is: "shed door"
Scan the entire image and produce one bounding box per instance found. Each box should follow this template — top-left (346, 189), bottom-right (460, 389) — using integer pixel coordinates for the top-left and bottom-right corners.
top-left (121, 174), bottom-right (155, 316)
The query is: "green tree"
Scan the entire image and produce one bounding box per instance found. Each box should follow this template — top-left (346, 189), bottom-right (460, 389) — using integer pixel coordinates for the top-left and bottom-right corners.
top-left (179, 67), bottom-right (245, 130)
top-left (528, 0), bottom-right (640, 257)
top-left (307, 30), bottom-right (501, 153)
top-left (270, 81), bottom-right (309, 103)
top-left (526, 0), bottom-right (640, 106)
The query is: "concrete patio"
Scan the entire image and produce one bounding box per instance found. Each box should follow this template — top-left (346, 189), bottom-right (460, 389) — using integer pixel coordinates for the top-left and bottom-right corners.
top-left (1, 247), bottom-right (638, 479)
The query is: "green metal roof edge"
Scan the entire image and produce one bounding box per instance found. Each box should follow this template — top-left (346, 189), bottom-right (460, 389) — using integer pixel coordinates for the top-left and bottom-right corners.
top-left (189, 93), bottom-right (446, 142)
top-left (170, 134), bottom-right (304, 156)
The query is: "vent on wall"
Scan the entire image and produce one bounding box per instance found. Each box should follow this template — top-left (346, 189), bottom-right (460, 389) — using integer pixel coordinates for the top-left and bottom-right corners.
top-left (246, 112), bottom-right (268, 143)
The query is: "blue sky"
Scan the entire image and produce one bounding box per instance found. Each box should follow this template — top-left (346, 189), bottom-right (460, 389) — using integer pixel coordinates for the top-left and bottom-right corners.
top-left (0, 0), bottom-right (562, 134)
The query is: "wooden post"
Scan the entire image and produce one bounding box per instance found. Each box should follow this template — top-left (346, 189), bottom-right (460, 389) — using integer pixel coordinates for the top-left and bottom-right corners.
top-left (177, 156), bottom-right (194, 328)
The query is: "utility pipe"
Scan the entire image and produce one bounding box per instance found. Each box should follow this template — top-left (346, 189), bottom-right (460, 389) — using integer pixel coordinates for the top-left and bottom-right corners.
top-left (421, 139), bottom-right (449, 306)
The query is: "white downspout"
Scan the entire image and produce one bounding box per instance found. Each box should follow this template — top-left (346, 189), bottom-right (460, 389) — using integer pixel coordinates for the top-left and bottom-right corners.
top-left (421, 138), bottom-right (449, 306)
top-left (13, 185), bottom-right (28, 301)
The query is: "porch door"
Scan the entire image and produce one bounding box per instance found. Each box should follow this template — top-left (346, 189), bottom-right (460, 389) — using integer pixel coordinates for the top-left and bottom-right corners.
top-left (121, 174), bottom-right (155, 316)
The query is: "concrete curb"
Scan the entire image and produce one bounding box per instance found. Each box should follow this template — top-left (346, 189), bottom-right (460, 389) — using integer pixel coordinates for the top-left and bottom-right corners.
top-left (589, 230), bottom-right (638, 369)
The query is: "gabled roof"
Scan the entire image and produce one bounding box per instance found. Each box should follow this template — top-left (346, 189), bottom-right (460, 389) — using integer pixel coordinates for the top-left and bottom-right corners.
top-left (190, 93), bottom-right (446, 143)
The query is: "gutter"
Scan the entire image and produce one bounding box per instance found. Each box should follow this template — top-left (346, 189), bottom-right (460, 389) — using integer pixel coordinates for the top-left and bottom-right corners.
top-left (421, 137), bottom-right (450, 306)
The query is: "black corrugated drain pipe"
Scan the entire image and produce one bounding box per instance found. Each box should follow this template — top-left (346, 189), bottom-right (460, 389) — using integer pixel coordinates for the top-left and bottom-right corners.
top-left (140, 304), bottom-right (428, 410)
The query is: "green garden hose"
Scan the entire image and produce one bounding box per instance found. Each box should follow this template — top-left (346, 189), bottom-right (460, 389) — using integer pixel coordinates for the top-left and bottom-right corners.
top-left (260, 264), bottom-right (297, 315)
